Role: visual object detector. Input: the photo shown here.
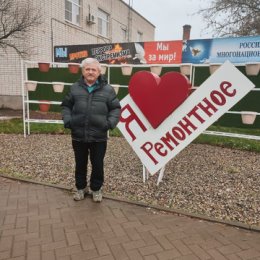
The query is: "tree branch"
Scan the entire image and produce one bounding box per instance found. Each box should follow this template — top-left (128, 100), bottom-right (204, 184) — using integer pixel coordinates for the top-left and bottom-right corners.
top-left (0, 0), bottom-right (43, 57)
top-left (196, 0), bottom-right (260, 37)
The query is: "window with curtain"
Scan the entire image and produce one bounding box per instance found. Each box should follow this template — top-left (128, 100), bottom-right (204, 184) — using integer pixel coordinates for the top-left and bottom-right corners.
top-left (65, 0), bottom-right (80, 26)
top-left (98, 9), bottom-right (109, 38)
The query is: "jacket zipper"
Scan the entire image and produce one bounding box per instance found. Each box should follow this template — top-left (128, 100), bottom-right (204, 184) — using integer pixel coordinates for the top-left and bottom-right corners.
top-left (85, 91), bottom-right (92, 142)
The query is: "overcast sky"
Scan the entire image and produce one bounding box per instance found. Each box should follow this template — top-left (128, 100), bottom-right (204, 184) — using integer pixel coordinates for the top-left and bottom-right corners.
top-left (123, 0), bottom-right (213, 41)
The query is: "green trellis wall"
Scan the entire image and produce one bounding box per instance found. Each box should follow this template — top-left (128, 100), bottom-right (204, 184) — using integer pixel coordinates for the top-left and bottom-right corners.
top-left (28, 65), bottom-right (260, 129)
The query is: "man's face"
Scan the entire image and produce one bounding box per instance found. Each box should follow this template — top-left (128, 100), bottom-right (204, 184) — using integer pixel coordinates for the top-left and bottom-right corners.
top-left (82, 63), bottom-right (101, 85)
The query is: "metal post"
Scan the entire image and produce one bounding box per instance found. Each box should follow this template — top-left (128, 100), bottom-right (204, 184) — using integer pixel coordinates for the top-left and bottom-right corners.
top-left (21, 60), bottom-right (26, 137)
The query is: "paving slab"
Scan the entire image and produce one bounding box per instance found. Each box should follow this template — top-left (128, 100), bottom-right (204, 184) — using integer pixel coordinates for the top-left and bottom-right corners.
top-left (1, 176), bottom-right (260, 260)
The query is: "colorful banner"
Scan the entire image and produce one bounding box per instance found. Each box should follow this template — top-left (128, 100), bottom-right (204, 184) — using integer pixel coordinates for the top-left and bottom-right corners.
top-left (182, 39), bottom-right (212, 64)
top-left (54, 42), bottom-right (136, 64)
top-left (209, 36), bottom-right (260, 63)
top-left (54, 35), bottom-right (260, 64)
top-left (144, 41), bottom-right (182, 64)
top-left (54, 41), bottom-right (183, 64)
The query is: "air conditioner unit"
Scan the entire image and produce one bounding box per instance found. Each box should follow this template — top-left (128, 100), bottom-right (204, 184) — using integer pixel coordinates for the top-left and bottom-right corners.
top-left (86, 14), bottom-right (95, 25)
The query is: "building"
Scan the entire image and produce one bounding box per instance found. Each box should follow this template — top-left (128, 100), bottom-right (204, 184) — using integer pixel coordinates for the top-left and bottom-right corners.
top-left (0, 0), bottom-right (155, 109)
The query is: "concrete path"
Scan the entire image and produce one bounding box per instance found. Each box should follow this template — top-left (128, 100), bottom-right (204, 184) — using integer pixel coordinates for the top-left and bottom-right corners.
top-left (1, 176), bottom-right (260, 260)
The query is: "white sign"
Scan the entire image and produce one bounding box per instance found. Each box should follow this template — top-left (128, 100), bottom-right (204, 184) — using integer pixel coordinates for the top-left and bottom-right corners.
top-left (118, 61), bottom-right (255, 175)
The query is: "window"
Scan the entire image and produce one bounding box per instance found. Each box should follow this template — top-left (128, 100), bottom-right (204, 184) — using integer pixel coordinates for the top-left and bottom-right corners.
top-left (65, 0), bottom-right (80, 26)
top-left (121, 27), bottom-right (127, 42)
top-left (98, 9), bottom-right (109, 38)
top-left (137, 31), bottom-right (143, 42)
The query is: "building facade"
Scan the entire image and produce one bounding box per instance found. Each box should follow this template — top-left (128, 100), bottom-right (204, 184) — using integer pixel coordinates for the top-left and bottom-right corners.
top-left (0, 0), bottom-right (155, 109)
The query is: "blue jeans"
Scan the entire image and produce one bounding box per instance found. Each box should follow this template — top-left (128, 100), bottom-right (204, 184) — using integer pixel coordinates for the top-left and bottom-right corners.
top-left (72, 140), bottom-right (107, 191)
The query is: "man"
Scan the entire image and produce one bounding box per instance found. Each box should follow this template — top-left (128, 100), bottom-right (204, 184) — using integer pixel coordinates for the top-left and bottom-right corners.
top-left (61, 58), bottom-right (121, 202)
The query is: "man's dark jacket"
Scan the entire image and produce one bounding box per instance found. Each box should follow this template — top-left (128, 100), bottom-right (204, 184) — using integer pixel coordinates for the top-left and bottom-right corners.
top-left (61, 75), bottom-right (121, 142)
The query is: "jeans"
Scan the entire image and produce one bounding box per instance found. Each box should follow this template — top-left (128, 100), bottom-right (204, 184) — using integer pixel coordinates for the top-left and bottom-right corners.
top-left (72, 140), bottom-right (107, 191)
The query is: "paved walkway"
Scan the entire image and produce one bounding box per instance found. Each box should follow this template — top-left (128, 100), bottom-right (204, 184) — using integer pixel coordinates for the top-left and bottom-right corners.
top-left (1, 176), bottom-right (260, 260)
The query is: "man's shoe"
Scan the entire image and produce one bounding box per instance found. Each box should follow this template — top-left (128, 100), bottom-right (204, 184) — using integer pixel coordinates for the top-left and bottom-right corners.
top-left (73, 188), bottom-right (87, 201)
top-left (92, 189), bottom-right (102, 202)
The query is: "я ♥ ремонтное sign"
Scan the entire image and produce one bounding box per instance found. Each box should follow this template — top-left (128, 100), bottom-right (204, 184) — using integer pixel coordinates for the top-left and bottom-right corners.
top-left (117, 61), bottom-right (255, 176)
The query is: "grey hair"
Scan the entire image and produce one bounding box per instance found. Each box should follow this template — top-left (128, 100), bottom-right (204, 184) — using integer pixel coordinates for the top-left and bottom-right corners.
top-left (81, 58), bottom-right (101, 71)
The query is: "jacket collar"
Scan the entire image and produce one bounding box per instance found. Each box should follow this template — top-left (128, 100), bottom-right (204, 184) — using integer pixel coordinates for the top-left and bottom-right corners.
top-left (79, 75), bottom-right (107, 87)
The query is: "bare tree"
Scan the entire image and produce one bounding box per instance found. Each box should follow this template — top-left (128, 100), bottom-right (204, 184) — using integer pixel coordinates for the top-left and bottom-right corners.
top-left (0, 0), bottom-right (42, 57)
top-left (198, 0), bottom-right (260, 37)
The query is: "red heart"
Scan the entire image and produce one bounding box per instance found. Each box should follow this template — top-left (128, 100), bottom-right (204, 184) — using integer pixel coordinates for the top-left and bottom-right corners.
top-left (129, 71), bottom-right (191, 128)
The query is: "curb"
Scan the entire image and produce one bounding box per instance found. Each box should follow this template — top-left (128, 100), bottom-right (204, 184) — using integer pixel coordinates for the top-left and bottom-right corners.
top-left (1, 173), bottom-right (260, 233)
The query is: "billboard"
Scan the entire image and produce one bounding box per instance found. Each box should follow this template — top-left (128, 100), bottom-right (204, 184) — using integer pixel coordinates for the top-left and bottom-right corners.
top-left (54, 35), bottom-right (260, 64)
top-left (54, 41), bottom-right (183, 64)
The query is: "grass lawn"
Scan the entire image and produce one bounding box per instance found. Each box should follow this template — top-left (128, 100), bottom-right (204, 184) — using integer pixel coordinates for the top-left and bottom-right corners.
top-left (0, 118), bottom-right (260, 153)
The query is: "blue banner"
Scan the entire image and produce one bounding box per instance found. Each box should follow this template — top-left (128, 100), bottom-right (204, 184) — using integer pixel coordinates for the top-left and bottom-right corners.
top-left (209, 36), bottom-right (260, 63)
